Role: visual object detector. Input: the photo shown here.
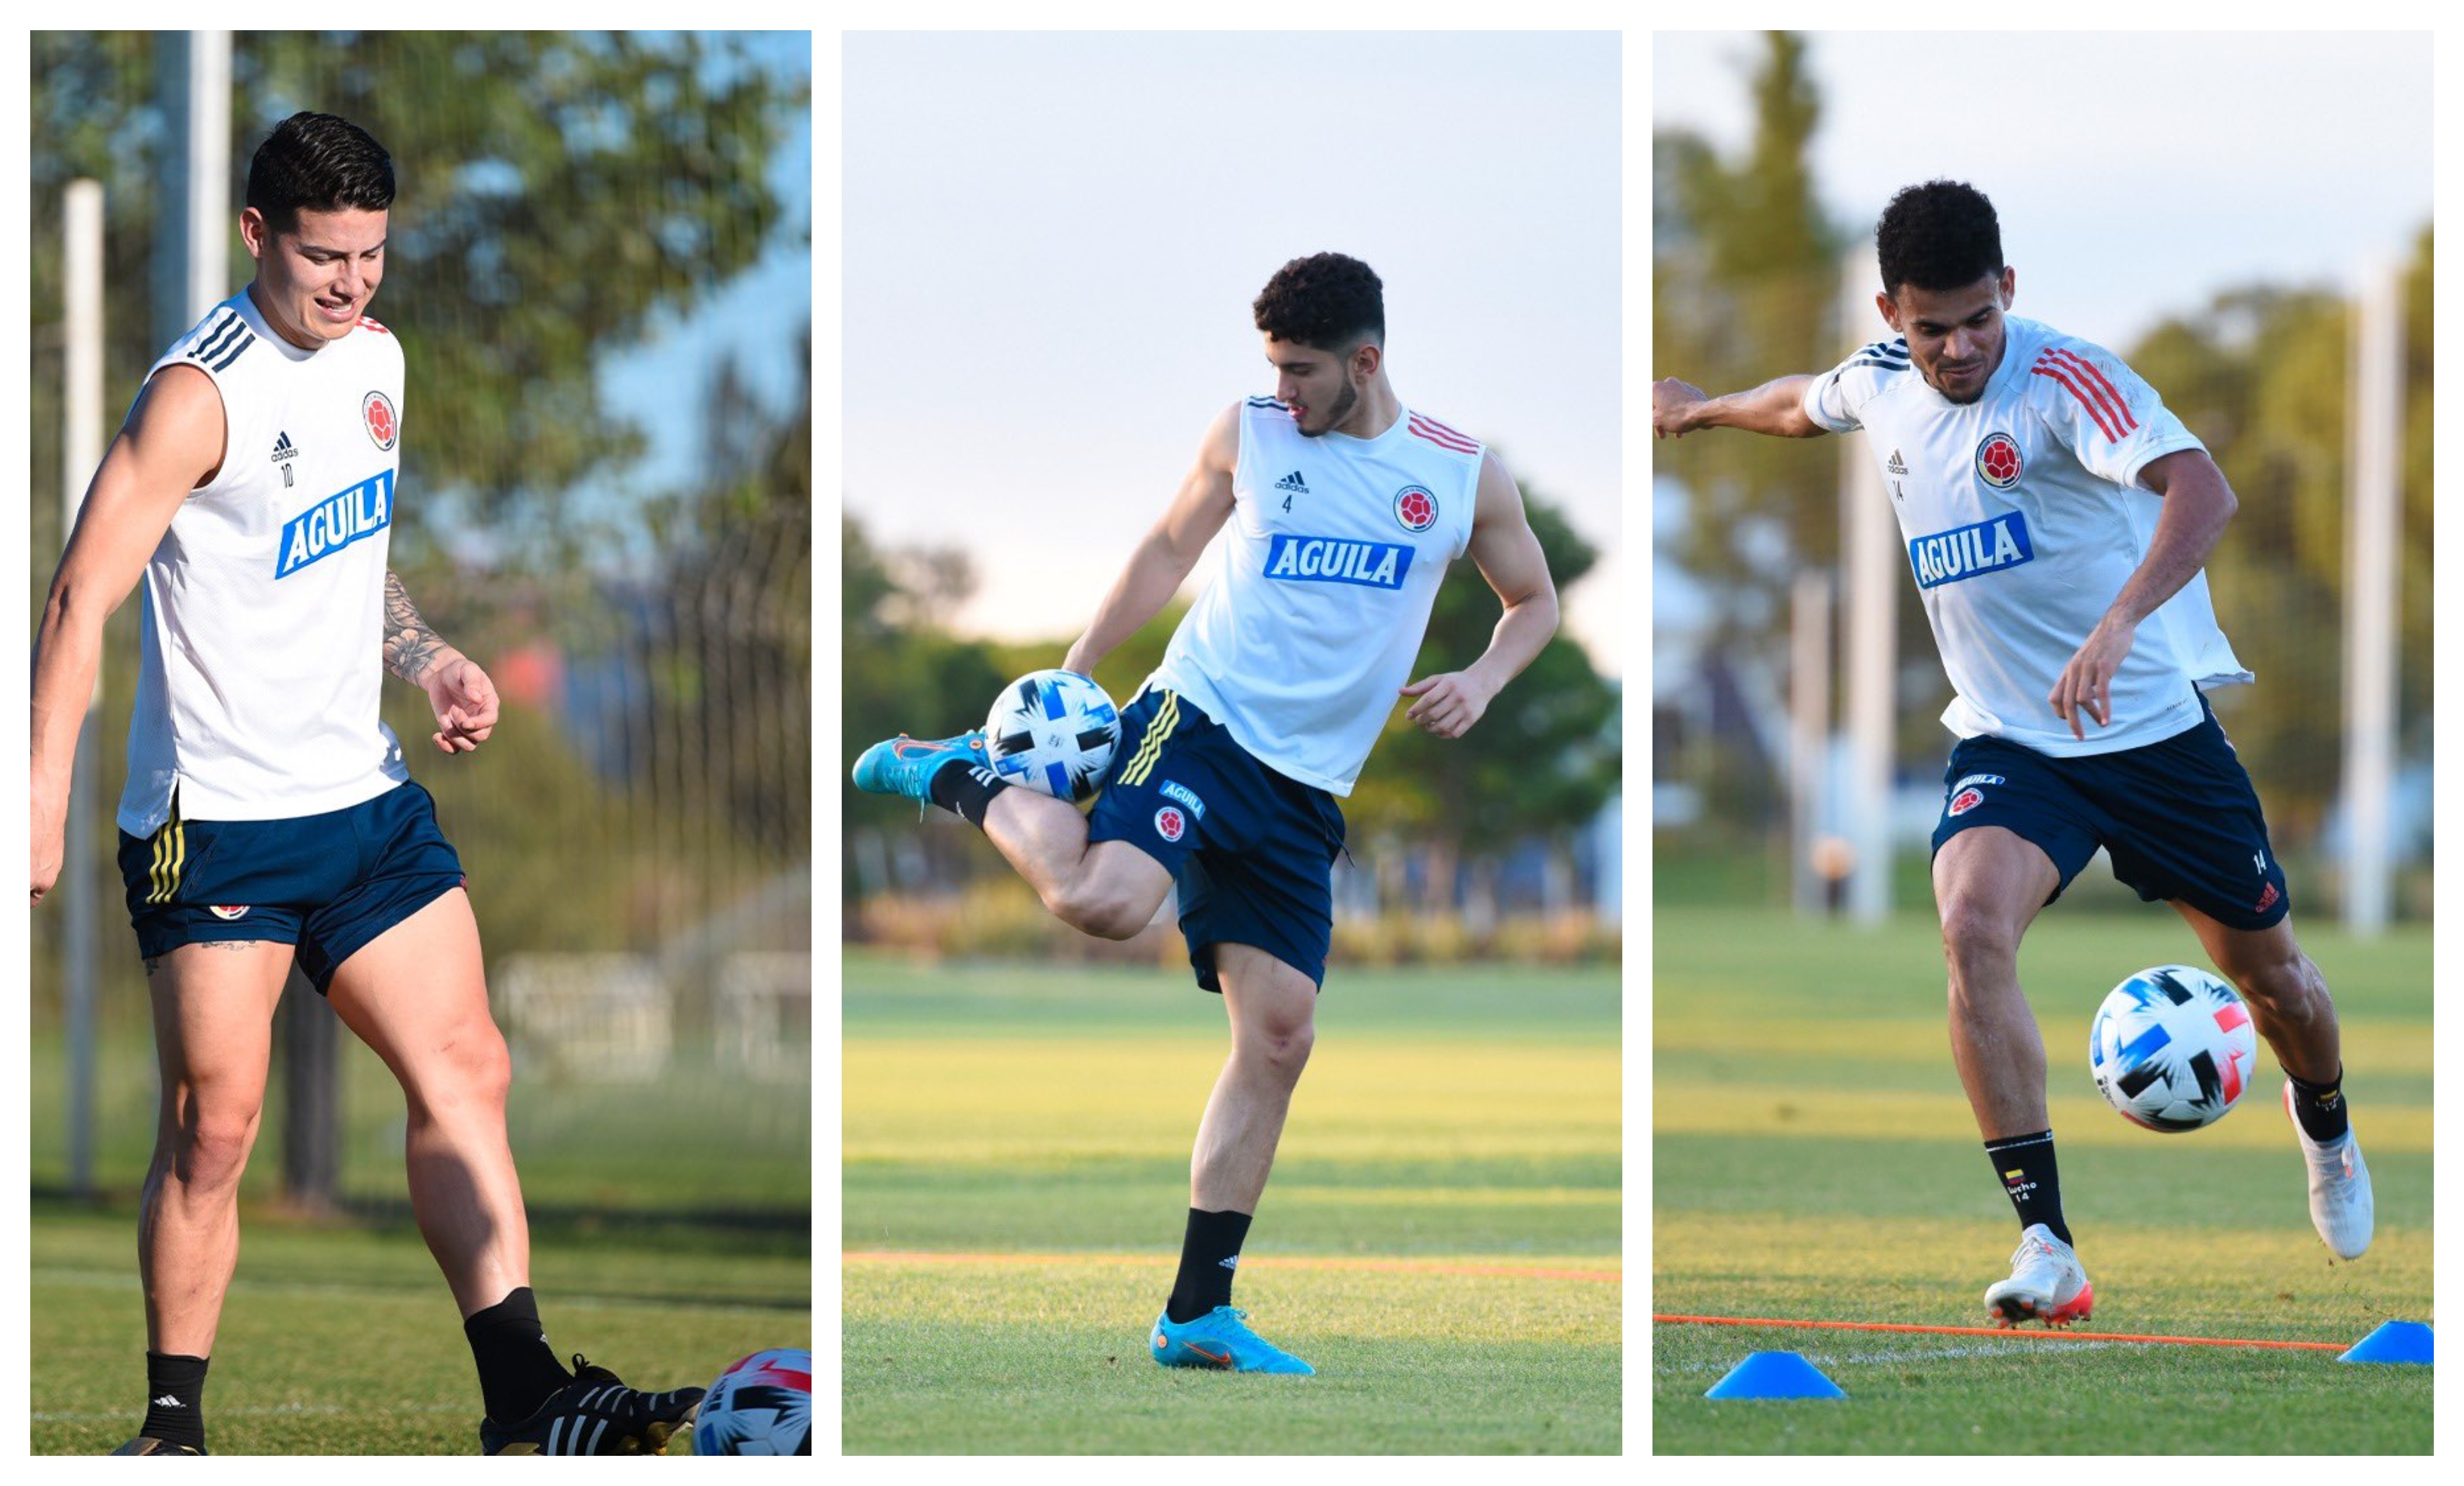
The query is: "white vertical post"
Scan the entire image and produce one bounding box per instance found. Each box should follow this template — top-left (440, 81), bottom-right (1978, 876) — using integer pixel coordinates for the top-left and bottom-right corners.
top-left (63, 179), bottom-right (106, 1198)
top-left (1839, 250), bottom-right (1897, 925)
top-left (185, 32), bottom-right (232, 322)
top-left (1788, 569), bottom-right (1832, 916)
top-left (2340, 260), bottom-right (2403, 934)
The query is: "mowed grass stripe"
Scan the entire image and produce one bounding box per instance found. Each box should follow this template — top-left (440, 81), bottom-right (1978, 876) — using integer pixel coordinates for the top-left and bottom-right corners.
top-left (1652, 906), bottom-right (2430, 1454)
top-left (849, 1250), bottom-right (1622, 1281)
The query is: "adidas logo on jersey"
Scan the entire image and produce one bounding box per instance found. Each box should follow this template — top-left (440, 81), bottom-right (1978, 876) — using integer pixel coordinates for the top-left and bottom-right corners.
top-left (1274, 470), bottom-right (1310, 494)
top-left (270, 430), bottom-right (300, 463)
top-left (1886, 449), bottom-right (1908, 475)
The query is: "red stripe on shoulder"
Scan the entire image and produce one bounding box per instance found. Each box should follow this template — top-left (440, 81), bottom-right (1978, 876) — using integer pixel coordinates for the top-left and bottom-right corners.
top-left (2040, 348), bottom-right (2136, 435)
top-left (358, 315), bottom-right (391, 334)
top-left (1407, 414), bottom-right (1479, 453)
top-left (2030, 361), bottom-right (2121, 442)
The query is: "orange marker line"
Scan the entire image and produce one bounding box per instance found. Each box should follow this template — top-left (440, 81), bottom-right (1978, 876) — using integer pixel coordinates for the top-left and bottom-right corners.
top-left (847, 1251), bottom-right (1621, 1282)
top-left (1652, 1312), bottom-right (2345, 1352)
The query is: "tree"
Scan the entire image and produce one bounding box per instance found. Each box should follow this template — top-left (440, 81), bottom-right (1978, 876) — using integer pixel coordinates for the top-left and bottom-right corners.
top-left (29, 31), bottom-right (803, 567)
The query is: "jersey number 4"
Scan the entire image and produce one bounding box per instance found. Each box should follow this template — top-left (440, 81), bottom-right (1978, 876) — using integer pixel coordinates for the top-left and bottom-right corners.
top-left (1282, 494), bottom-right (1293, 512)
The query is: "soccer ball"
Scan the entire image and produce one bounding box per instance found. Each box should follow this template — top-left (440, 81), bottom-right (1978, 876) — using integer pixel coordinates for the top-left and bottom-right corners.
top-left (2087, 965), bottom-right (2258, 1133)
top-left (690, 1347), bottom-right (810, 1456)
top-left (983, 669), bottom-right (1121, 802)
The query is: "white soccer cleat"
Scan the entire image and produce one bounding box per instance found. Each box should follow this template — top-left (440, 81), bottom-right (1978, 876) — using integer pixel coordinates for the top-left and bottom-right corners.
top-left (2285, 1079), bottom-right (2373, 1260)
top-left (1984, 1223), bottom-right (2093, 1329)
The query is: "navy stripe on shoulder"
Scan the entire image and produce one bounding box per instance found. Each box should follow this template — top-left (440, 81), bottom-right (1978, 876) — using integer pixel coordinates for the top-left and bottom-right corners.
top-left (1843, 355), bottom-right (1908, 372)
top-left (206, 332), bottom-right (254, 371)
top-left (1857, 339), bottom-right (1910, 362)
top-left (187, 312), bottom-right (249, 368)
top-left (1244, 395), bottom-right (1284, 408)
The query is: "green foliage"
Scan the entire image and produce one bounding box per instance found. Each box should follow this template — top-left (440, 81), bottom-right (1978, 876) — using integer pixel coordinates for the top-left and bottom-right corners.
top-left (1348, 481), bottom-right (1621, 848)
top-left (29, 30), bottom-right (803, 562)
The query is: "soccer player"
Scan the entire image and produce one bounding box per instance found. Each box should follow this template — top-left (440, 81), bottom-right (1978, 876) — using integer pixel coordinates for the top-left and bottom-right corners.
top-left (29, 112), bottom-right (704, 1454)
top-left (1651, 180), bottom-right (2373, 1327)
top-left (854, 253), bottom-right (1560, 1373)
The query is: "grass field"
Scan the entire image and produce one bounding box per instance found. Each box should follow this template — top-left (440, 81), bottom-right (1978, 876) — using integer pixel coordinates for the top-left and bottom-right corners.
top-left (842, 951), bottom-right (1622, 1454)
top-left (29, 1201), bottom-right (811, 1454)
top-left (1653, 904), bottom-right (2433, 1454)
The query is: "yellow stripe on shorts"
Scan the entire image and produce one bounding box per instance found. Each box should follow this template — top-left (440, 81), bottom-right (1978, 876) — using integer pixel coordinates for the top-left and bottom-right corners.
top-left (147, 813), bottom-right (186, 905)
top-left (1116, 691), bottom-right (1181, 788)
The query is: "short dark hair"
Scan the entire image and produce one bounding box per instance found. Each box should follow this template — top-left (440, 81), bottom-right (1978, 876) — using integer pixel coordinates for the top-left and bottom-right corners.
top-left (1252, 252), bottom-right (1384, 350)
top-left (1875, 180), bottom-right (2003, 297)
top-left (246, 112), bottom-right (395, 232)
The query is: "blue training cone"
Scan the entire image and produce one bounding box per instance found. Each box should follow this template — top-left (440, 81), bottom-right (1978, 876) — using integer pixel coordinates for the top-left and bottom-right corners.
top-left (1705, 1350), bottom-right (1846, 1399)
top-left (2339, 1321), bottom-right (2433, 1365)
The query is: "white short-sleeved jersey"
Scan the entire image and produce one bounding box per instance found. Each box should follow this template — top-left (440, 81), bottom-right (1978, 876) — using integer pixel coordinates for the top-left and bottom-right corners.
top-left (1802, 314), bottom-right (2249, 757)
top-left (118, 289), bottom-right (411, 835)
top-left (1147, 397), bottom-right (1480, 795)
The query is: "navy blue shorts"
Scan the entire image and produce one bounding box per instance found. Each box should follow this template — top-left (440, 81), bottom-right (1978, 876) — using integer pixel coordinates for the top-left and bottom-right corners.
top-left (118, 780), bottom-right (467, 992)
top-left (1929, 697), bottom-right (2290, 930)
top-left (1085, 688), bottom-right (1347, 993)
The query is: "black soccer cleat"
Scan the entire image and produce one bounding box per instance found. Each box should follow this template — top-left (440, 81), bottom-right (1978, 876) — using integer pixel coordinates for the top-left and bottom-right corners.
top-left (477, 1353), bottom-right (704, 1455)
top-left (110, 1436), bottom-right (206, 1454)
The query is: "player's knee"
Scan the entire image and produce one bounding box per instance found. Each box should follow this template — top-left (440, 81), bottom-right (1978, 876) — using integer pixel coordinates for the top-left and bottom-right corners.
top-left (1938, 897), bottom-right (2023, 985)
top-left (2231, 950), bottom-right (2327, 1022)
top-left (1243, 1014), bottom-right (1315, 1075)
top-left (167, 1103), bottom-right (261, 1191)
top-left (1049, 877), bottom-right (1155, 941)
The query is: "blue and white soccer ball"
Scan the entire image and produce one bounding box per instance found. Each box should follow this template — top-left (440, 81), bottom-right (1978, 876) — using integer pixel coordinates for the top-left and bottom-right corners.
top-left (2088, 965), bottom-right (2259, 1133)
top-left (691, 1347), bottom-right (810, 1456)
top-left (983, 669), bottom-right (1121, 802)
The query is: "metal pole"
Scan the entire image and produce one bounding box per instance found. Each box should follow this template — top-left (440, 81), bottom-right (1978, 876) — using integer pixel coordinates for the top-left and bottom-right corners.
top-left (1788, 570), bottom-right (1832, 916)
top-left (1838, 249), bottom-right (1897, 925)
top-left (63, 179), bottom-right (106, 1198)
top-left (2340, 260), bottom-right (2403, 934)
top-left (186, 32), bottom-right (232, 323)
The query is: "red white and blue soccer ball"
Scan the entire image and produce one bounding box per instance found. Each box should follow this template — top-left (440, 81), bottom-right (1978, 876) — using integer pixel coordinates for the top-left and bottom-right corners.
top-left (983, 669), bottom-right (1122, 803)
top-left (691, 1347), bottom-right (810, 1456)
top-left (2088, 965), bottom-right (2259, 1133)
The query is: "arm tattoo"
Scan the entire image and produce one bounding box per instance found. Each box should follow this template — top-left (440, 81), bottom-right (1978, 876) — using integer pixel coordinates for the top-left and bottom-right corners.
top-left (383, 570), bottom-right (449, 685)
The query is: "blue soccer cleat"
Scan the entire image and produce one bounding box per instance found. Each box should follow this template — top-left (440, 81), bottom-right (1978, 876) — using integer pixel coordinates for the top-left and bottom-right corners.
top-left (850, 730), bottom-right (989, 805)
top-left (1150, 1306), bottom-right (1316, 1375)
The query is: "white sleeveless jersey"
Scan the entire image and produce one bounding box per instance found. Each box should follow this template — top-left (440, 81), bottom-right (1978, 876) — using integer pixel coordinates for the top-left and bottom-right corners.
top-left (1802, 314), bottom-right (2250, 757)
top-left (117, 289), bottom-right (411, 835)
top-left (1147, 397), bottom-right (1480, 795)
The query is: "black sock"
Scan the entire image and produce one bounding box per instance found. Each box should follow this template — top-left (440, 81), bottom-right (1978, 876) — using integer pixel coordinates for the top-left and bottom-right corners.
top-left (2288, 1066), bottom-right (2350, 1143)
top-left (141, 1352), bottom-right (210, 1451)
top-left (927, 756), bottom-right (1007, 828)
top-left (1166, 1208), bottom-right (1253, 1324)
top-left (464, 1287), bottom-right (574, 1425)
top-left (1984, 1131), bottom-right (2071, 1246)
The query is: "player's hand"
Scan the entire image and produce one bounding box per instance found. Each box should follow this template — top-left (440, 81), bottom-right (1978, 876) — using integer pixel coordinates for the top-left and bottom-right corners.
top-left (1400, 670), bottom-right (1494, 740)
top-left (1652, 377), bottom-right (1708, 440)
top-left (30, 775), bottom-right (65, 907)
top-left (2049, 616), bottom-right (2138, 740)
top-left (423, 656), bottom-right (500, 753)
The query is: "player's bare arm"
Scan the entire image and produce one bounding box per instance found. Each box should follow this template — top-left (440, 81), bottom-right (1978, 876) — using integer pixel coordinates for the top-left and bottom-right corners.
top-left (29, 365), bottom-right (224, 905)
top-left (2047, 449), bottom-right (2239, 740)
top-left (383, 569), bottom-right (500, 755)
top-left (1652, 373), bottom-right (1824, 440)
top-left (1400, 448), bottom-right (1557, 740)
top-left (1060, 401), bottom-right (1240, 676)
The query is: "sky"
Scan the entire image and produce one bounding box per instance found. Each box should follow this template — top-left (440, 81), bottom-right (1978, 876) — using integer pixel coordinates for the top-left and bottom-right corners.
top-left (1653, 31), bottom-right (2433, 350)
top-left (842, 30), bottom-right (1624, 677)
top-left (1652, 29), bottom-right (2435, 660)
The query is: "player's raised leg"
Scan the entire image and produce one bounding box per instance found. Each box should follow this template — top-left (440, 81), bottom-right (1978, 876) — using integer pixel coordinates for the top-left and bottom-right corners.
top-left (134, 939), bottom-right (293, 1454)
top-left (853, 729), bottom-right (1174, 940)
top-left (1151, 941), bottom-right (1317, 1374)
top-left (1936, 827), bottom-right (2093, 1326)
top-left (2173, 904), bottom-right (2371, 1259)
top-left (323, 889), bottom-right (702, 1452)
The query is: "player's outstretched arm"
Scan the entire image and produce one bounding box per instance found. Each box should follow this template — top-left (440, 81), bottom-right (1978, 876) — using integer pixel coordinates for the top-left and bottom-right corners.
top-left (30, 365), bottom-right (223, 906)
top-left (2047, 449), bottom-right (2239, 740)
top-left (1061, 402), bottom-right (1240, 677)
top-left (1400, 448), bottom-right (1558, 740)
top-left (1653, 374), bottom-right (1824, 439)
top-left (383, 570), bottom-right (500, 755)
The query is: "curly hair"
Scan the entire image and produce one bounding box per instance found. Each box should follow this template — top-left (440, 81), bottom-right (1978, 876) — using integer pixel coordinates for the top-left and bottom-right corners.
top-left (1875, 180), bottom-right (2003, 297)
top-left (1252, 252), bottom-right (1384, 350)
top-left (247, 112), bottom-right (395, 232)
